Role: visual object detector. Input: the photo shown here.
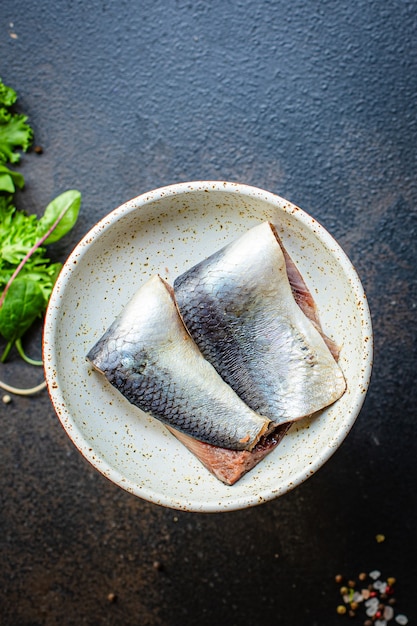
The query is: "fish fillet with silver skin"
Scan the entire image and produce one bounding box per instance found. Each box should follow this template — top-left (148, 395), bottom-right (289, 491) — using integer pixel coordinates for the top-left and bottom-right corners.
top-left (87, 275), bottom-right (272, 451)
top-left (174, 221), bottom-right (346, 426)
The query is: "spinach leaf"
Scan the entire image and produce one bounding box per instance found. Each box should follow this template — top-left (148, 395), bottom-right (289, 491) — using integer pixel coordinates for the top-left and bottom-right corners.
top-left (0, 277), bottom-right (45, 361)
top-left (37, 189), bottom-right (82, 244)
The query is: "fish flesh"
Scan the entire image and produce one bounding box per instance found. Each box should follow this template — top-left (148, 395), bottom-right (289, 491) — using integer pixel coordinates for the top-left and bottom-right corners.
top-left (174, 221), bottom-right (346, 426)
top-left (87, 275), bottom-right (272, 451)
top-left (167, 423), bottom-right (291, 485)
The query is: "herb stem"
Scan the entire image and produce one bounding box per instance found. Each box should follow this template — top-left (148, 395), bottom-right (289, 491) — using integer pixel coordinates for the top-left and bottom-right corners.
top-left (0, 340), bottom-right (13, 363)
top-left (0, 377), bottom-right (46, 396)
top-left (15, 338), bottom-right (43, 366)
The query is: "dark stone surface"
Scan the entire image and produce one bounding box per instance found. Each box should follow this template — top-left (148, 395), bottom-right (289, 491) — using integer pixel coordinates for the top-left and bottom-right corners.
top-left (1, 1), bottom-right (416, 624)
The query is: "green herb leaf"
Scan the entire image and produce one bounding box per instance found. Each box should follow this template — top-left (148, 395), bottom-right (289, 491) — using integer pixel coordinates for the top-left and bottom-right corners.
top-left (0, 110), bottom-right (33, 164)
top-left (0, 80), bottom-right (17, 108)
top-left (0, 77), bottom-right (33, 165)
top-left (0, 208), bottom-right (39, 264)
top-left (37, 189), bottom-right (82, 244)
top-left (0, 173), bottom-right (15, 193)
top-left (0, 164), bottom-right (25, 193)
top-left (18, 260), bottom-right (62, 304)
top-left (0, 276), bottom-right (45, 343)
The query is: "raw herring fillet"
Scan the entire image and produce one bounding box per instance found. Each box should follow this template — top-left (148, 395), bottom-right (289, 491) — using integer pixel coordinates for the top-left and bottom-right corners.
top-left (87, 275), bottom-right (272, 451)
top-left (174, 221), bottom-right (346, 427)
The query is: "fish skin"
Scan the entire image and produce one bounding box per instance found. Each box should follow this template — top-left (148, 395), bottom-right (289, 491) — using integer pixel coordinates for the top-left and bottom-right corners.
top-left (174, 222), bottom-right (346, 425)
top-left (87, 275), bottom-right (271, 450)
top-left (278, 234), bottom-right (340, 361)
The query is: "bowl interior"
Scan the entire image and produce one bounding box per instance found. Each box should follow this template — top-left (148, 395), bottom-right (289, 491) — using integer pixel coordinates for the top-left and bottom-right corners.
top-left (43, 181), bottom-right (372, 512)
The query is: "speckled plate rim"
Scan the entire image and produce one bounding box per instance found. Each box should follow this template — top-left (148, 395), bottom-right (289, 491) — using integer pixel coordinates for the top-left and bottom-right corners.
top-left (43, 180), bottom-right (373, 512)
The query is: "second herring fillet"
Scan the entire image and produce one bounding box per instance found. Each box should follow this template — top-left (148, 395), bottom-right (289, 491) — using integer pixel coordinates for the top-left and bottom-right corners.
top-left (174, 222), bottom-right (346, 426)
top-left (87, 275), bottom-right (271, 451)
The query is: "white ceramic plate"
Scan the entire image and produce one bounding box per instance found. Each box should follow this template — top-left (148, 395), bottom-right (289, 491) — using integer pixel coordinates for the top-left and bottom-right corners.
top-left (43, 181), bottom-right (373, 512)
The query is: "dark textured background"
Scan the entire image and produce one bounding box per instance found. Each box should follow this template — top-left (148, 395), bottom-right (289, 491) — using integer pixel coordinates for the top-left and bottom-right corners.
top-left (1, 1), bottom-right (416, 625)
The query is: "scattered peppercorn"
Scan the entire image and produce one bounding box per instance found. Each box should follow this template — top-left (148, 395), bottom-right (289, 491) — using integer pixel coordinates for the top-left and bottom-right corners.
top-left (334, 570), bottom-right (407, 624)
top-left (107, 592), bottom-right (117, 603)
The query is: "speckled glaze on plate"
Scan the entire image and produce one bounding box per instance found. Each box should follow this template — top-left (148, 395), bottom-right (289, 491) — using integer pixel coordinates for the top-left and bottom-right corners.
top-left (43, 181), bottom-right (373, 512)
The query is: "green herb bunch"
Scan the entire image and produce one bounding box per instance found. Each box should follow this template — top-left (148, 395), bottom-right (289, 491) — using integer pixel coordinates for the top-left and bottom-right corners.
top-left (0, 77), bottom-right (81, 365)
